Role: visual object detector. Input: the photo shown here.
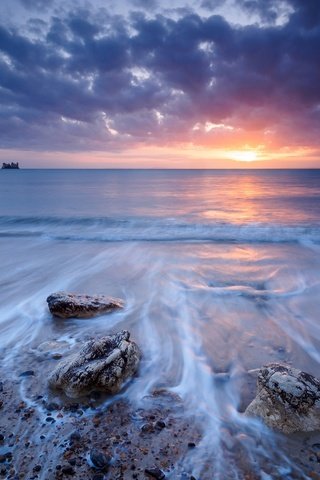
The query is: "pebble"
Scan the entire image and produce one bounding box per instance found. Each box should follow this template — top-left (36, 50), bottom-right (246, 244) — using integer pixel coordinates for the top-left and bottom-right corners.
top-left (141, 423), bottom-right (155, 433)
top-left (89, 449), bottom-right (111, 471)
top-left (156, 420), bottom-right (166, 430)
top-left (0, 450), bottom-right (12, 463)
top-left (52, 353), bottom-right (63, 360)
top-left (70, 431), bottom-right (81, 443)
top-left (188, 442), bottom-right (196, 448)
top-left (62, 465), bottom-right (75, 475)
top-left (145, 467), bottom-right (166, 479)
top-left (19, 370), bottom-right (35, 377)
top-left (33, 465), bottom-right (41, 472)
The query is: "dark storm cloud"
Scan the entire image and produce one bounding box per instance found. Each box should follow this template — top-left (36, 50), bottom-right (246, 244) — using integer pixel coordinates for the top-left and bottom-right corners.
top-left (0, 0), bottom-right (320, 152)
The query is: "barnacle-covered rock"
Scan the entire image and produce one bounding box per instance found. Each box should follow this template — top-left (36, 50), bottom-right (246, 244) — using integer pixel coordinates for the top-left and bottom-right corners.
top-left (245, 363), bottom-right (320, 433)
top-left (48, 330), bottom-right (141, 398)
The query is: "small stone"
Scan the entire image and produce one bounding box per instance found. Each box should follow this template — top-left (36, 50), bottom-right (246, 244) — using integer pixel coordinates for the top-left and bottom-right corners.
top-left (188, 442), bottom-right (196, 448)
top-left (155, 420), bottom-right (166, 430)
top-left (19, 371), bottom-right (35, 377)
top-left (33, 465), bottom-right (41, 472)
top-left (0, 450), bottom-right (12, 463)
top-left (89, 449), bottom-right (111, 471)
top-left (52, 353), bottom-right (63, 360)
top-left (141, 423), bottom-right (155, 433)
top-left (0, 434), bottom-right (4, 442)
top-left (69, 431), bottom-right (81, 443)
top-left (68, 403), bottom-right (79, 412)
top-left (145, 467), bottom-right (166, 479)
top-left (62, 465), bottom-right (75, 475)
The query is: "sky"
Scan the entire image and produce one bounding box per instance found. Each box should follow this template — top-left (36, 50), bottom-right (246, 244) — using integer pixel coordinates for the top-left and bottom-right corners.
top-left (0, 0), bottom-right (320, 168)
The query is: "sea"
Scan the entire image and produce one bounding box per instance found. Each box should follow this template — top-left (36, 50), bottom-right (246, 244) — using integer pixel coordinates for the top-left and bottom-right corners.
top-left (0, 169), bottom-right (320, 478)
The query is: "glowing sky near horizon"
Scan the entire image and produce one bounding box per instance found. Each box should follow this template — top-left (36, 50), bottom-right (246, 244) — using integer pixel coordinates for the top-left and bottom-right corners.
top-left (0, 0), bottom-right (320, 168)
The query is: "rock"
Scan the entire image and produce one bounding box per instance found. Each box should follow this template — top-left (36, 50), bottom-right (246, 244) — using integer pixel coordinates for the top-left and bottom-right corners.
top-left (155, 420), bottom-right (166, 430)
top-left (245, 363), bottom-right (320, 434)
top-left (89, 449), bottom-right (111, 471)
top-left (47, 292), bottom-right (124, 319)
top-left (145, 467), bottom-right (166, 479)
top-left (141, 423), bottom-right (155, 434)
top-left (61, 465), bottom-right (75, 475)
top-left (48, 330), bottom-right (141, 398)
top-left (19, 370), bottom-right (34, 377)
top-left (69, 431), bottom-right (81, 443)
top-left (52, 353), bottom-right (63, 360)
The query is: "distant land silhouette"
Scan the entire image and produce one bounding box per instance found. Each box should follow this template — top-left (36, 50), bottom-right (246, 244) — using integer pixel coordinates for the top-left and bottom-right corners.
top-left (2, 162), bottom-right (19, 169)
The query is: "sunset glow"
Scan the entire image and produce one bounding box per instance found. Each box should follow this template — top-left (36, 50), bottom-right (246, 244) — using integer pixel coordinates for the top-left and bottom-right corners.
top-left (228, 151), bottom-right (259, 163)
top-left (0, 0), bottom-right (319, 168)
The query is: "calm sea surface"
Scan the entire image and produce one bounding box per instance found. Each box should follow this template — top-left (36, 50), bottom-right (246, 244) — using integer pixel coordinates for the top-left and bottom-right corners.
top-left (0, 169), bottom-right (320, 478)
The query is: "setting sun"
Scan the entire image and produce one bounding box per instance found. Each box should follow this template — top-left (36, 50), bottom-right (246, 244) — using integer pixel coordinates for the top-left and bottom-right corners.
top-left (228, 150), bottom-right (258, 162)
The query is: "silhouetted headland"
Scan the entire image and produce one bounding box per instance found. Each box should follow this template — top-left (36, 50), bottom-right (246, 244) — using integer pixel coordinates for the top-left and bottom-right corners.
top-left (1, 162), bottom-right (20, 169)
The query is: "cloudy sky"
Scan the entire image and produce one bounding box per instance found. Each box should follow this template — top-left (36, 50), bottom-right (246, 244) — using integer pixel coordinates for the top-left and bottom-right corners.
top-left (0, 0), bottom-right (319, 167)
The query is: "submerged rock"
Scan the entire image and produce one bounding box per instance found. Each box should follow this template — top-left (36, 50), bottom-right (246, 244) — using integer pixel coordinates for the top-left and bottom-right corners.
top-left (48, 330), bottom-right (141, 398)
top-left (47, 292), bottom-right (124, 319)
top-left (245, 363), bottom-right (320, 434)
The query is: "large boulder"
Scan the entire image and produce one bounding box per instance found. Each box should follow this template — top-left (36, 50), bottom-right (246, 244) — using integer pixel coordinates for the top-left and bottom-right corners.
top-left (245, 363), bottom-right (320, 434)
top-left (48, 330), bottom-right (141, 398)
top-left (47, 292), bottom-right (124, 319)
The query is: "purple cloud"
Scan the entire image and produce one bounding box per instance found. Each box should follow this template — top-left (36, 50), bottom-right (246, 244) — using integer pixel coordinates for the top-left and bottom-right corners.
top-left (0, 0), bottom-right (319, 154)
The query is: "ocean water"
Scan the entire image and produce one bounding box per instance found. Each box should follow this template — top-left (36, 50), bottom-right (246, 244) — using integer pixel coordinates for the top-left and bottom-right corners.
top-left (0, 169), bottom-right (320, 478)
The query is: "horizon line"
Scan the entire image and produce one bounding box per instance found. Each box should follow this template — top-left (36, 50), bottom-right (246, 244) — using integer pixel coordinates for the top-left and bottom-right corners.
top-left (2, 167), bottom-right (320, 171)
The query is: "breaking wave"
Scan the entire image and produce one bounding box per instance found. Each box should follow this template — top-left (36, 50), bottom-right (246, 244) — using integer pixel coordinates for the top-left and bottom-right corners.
top-left (0, 215), bottom-right (320, 244)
